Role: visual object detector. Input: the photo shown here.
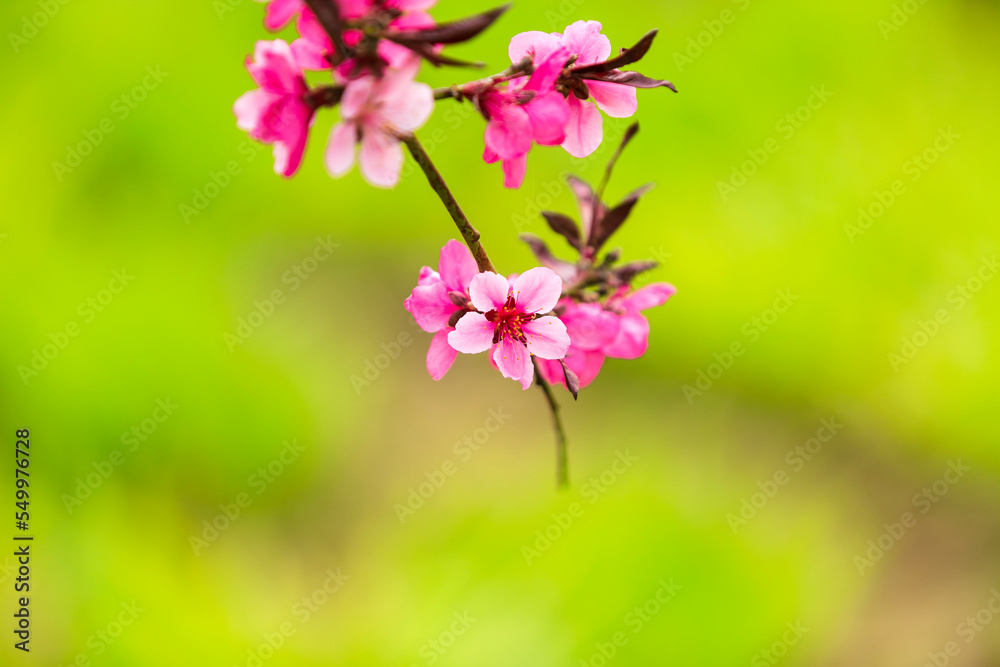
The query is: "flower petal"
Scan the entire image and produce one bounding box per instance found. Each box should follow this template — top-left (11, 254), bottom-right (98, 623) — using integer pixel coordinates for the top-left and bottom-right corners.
top-left (404, 281), bottom-right (456, 332)
top-left (493, 338), bottom-right (534, 389)
top-left (234, 89), bottom-right (279, 134)
top-left (502, 154), bottom-right (528, 189)
top-left (426, 329), bottom-right (458, 380)
top-left (438, 240), bottom-right (477, 294)
top-left (324, 122), bottom-right (357, 177)
top-left (603, 312), bottom-right (650, 359)
top-left (485, 103), bottom-right (532, 160)
top-left (263, 0), bottom-right (304, 31)
top-left (561, 20), bottom-right (611, 66)
top-left (512, 267), bottom-right (562, 314)
top-left (448, 312), bottom-right (495, 354)
top-left (468, 272), bottom-right (510, 312)
top-left (624, 282), bottom-right (677, 312)
top-left (525, 91), bottom-right (570, 146)
top-left (522, 316), bottom-right (570, 360)
top-left (561, 302), bottom-right (619, 351)
top-left (359, 127), bottom-right (403, 188)
top-left (561, 96), bottom-right (603, 158)
top-left (587, 80), bottom-right (638, 118)
top-left (508, 30), bottom-right (563, 64)
top-left (380, 80), bottom-right (434, 132)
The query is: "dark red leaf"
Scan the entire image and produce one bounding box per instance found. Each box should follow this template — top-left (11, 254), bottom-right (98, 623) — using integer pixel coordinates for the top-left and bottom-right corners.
top-left (612, 260), bottom-right (659, 284)
top-left (541, 211), bottom-right (581, 250)
top-left (570, 29), bottom-right (658, 75)
top-left (560, 360), bottom-right (580, 400)
top-left (387, 4), bottom-right (510, 45)
top-left (590, 183), bottom-right (655, 251)
top-left (519, 234), bottom-right (578, 283)
top-left (579, 70), bottom-right (677, 91)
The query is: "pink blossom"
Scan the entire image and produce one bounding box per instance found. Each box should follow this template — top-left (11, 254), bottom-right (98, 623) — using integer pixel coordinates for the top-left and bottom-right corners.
top-left (448, 268), bottom-right (570, 389)
top-left (482, 44), bottom-right (571, 188)
top-left (291, 0), bottom-right (436, 75)
top-left (258, 0), bottom-right (305, 31)
top-left (538, 283), bottom-right (676, 390)
top-left (233, 39), bottom-right (315, 178)
top-left (324, 60), bottom-right (433, 188)
top-left (404, 240), bottom-right (478, 380)
top-left (510, 21), bottom-right (638, 159)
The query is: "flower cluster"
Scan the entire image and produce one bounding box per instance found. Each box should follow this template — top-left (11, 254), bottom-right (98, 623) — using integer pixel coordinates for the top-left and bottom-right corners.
top-left (234, 0), bottom-right (673, 188)
top-left (405, 124), bottom-right (675, 394)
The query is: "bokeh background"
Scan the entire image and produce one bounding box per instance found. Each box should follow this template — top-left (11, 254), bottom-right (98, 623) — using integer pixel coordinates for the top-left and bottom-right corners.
top-left (2, 0), bottom-right (999, 664)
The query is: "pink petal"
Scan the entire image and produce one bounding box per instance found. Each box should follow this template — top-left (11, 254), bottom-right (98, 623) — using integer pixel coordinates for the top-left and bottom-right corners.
top-left (524, 46), bottom-right (571, 92)
top-left (426, 329), bottom-right (458, 380)
top-left (624, 283), bottom-right (677, 313)
top-left (324, 121), bottom-right (357, 177)
top-left (485, 104), bottom-right (532, 160)
top-left (562, 96), bottom-right (603, 158)
top-left (493, 338), bottom-right (534, 389)
top-left (508, 31), bottom-right (563, 65)
top-left (359, 127), bottom-right (403, 188)
top-left (561, 302), bottom-right (619, 351)
top-left (603, 313), bottom-right (650, 359)
top-left (522, 316), bottom-right (570, 360)
top-left (525, 91), bottom-right (570, 146)
top-left (438, 240), bottom-right (477, 294)
top-left (567, 349), bottom-right (606, 388)
top-left (249, 39), bottom-right (301, 93)
top-left (380, 80), bottom-right (434, 132)
top-left (511, 267), bottom-right (562, 314)
top-left (340, 76), bottom-right (375, 121)
top-left (404, 281), bottom-right (456, 333)
top-left (291, 36), bottom-right (332, 71)
top-left (262, 0), bottom-right (304, 31)
top-left (535, 358), bottom-right (564, 386)
top-left (448, 313), bottom-right (495, 354)
top-left (560, 20), bottom-right (611, 66)
top-left (271, 102), bottom-right (312, 177)
top-left (336, 0), bottom-right (371, 19)
top-left (234, 89), bottom-right (278, 134)
top-left (418, 266), bottom-right (440, 286)
top-left (587, 80), bottom-right (638, 118)
top-left (468, 272), bottom-right (510, 312)
top-left (502, 154), bottom-right (527, 189)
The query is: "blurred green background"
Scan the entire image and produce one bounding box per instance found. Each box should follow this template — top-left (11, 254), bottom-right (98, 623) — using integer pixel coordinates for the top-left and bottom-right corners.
top-left (2, 0), bottom-right (999, 664)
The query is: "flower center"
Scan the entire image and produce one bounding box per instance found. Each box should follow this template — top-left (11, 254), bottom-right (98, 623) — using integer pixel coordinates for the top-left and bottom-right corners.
top-left (485, 295), bottom-right (535, 346)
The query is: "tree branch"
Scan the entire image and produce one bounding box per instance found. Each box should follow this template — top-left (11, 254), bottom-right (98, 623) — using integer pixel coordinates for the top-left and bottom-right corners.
top-left (533, 359), bottom-right (569, 489)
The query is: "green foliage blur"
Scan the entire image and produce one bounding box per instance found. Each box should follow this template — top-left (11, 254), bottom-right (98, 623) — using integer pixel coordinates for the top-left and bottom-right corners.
top-left (1, 0), bottom-right (999, 664)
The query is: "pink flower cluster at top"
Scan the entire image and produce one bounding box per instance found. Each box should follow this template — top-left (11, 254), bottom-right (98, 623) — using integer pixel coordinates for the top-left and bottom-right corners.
top-left (483, 21), bottom-right (640, 188)
top-left (404, 241), bottom-right (674, 391)
top-left (236, 0), bottom-right (436, 186)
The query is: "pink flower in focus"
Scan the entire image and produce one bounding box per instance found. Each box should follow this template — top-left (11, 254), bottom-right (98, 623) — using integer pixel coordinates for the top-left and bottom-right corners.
top-left (324, 61), bottom-right (433, 188)
top-left (291, 0), bottom-right (436, 75)
top-left (404, 240), bottom-right (478, 381)
top-left (448, 268), bottom-right (570, 389)
top-left (233, 39), bottom-right (315, 178)
top-left (538, 283), bottom-right (676, 390)
top-left (482, 44), bottom-right (571, 188)
top-left (258, 0), bottom-right (305, 31)
top-left (510, 21), bottom-right (639, 159)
